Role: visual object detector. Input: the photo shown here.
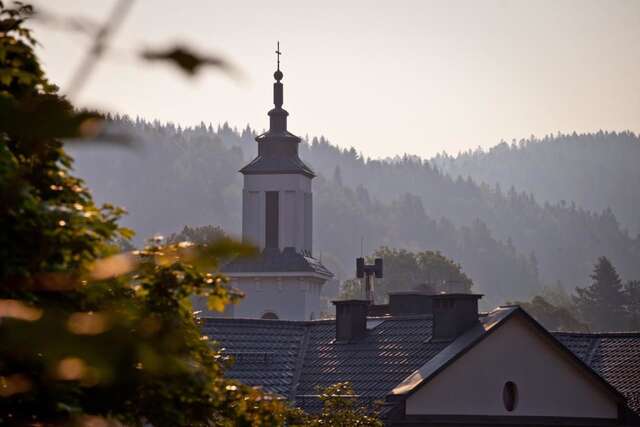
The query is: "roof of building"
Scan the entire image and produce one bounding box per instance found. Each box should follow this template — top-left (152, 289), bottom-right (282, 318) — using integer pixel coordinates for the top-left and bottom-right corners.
top-left (205, 318), bottom-right (307, 396)
top-left (389, 307), bottom-right (625, 404)
top-left (388, 307), bottom-right (515, 397)
top-left (239, 62), bottom-right (316, 178)
top-left (556, 332), bottom-right (640, 414)
top-left (201, 308), bottom-right (640, 416)
top-left (239, 153), bottom-right (316, 178)
top-left (203, 314), bottom-right (446, 413)
top-left (221, 247), bottom-right (333, 278)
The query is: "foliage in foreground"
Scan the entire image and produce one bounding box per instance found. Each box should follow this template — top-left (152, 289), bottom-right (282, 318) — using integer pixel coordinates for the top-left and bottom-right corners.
top-left (288, 383), bottom-right (383, 427)
top-left (0, 3), bottom-right (278, 424)
top-left (0, 3), bottom-right (381, 426)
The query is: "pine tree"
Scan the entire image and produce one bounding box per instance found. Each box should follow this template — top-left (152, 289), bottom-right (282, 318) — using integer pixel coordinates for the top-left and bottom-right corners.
top-left (333, 165), bottom-right (343, 187)
top-left (624, 280), bottom-right (640, 330)
top-left (574, 257), bottom-right (627, 331)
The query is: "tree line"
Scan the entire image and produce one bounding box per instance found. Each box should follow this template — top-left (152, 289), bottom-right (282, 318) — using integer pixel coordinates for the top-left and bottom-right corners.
top-left (513, 256), bottom-right (640, 332)
top-left (432, 131), bottom-right (640, 235)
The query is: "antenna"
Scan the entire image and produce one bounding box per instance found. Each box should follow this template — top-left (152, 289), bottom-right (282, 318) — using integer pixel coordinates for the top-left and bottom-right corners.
top-left (356, 257), bottom-right (383, 303)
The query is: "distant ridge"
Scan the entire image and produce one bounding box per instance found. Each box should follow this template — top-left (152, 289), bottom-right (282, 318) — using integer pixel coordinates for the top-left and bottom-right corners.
top-left (432, 131), bottom-right (640, 235)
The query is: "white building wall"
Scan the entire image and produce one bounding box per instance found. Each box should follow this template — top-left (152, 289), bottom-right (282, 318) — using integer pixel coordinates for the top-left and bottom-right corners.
top-left (222, 275), bottom-right (328, 320)
top-left (242, 174), bottom-right (312, 253)
top-left (242, 190), bottom-right (261, 247)
top-left (304, 280), bottom-right (327, 320)
top-left (282, 190), bottom-right (297, 248)
top-left (244, 174), bottom-right (311, 193)
top-left (296, 190), bottom-right (306, 251)
top-left (405, 315), bottom-right (619, 419)
top-left (304, 192), bottom-right (312, 253)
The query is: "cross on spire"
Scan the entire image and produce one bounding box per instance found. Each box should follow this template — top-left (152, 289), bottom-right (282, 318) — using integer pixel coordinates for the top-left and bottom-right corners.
top-left (275, 41), bottom-right (282, 71)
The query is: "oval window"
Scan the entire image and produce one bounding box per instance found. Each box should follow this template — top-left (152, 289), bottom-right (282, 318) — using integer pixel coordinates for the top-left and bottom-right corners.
top-left (502, 381), bottom-right (518, 412)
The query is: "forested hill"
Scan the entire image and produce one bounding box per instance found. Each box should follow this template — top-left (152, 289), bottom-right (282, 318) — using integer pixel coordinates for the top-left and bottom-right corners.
top-left (70, 117), bottom-right (640, 307)
top-left (431, 131), bottom-right (640, 235)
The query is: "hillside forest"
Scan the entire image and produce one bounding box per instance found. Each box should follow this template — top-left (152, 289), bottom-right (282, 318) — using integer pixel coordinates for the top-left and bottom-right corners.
top-left (70, 118), bottom-right (640, 308)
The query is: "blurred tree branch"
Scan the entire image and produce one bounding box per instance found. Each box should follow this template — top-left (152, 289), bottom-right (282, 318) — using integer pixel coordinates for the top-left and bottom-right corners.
top-left (31, 0), bottom-right (243, 101)
top-left (64, 0), bottom-right (136, 98)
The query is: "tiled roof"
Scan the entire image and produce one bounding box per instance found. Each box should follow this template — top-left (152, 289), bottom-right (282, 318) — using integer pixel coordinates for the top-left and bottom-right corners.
top-left (222, 247), bottom-right (333, 278)
top-left (201, 313), bottom-right (640, 415)
top-left (556, 332), bottom-right (640, 413)
top-left (201, 315), bottom-right (445, 413)
top-left (295, 316), bottom-right (448, 412)
top-left (203, 318), bottom-right (307, 396)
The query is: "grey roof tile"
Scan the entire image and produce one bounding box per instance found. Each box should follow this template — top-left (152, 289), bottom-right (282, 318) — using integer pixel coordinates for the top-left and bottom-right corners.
top-left (201, 318), bottom-right (307, 396)
top-left (556, 332), bottom-right (640, 413)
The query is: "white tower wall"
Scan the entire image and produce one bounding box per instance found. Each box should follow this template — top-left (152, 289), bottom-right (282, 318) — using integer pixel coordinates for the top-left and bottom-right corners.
top-left (242, 174), bottom-right (313, 254)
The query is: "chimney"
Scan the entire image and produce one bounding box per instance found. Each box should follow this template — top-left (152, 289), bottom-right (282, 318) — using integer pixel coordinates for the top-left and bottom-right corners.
top-left (332, 300), bottom-right (369, 342)
top-left (388, 291), bottom-right (433, 316)
top-left (431, 293), bottom-right (482, 342)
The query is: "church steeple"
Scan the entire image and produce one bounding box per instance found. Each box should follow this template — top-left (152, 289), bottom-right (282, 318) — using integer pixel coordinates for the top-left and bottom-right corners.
top-left (220, 42), bottom-right (333, 321)
top-left (239, 43), bottom-right (315, 178)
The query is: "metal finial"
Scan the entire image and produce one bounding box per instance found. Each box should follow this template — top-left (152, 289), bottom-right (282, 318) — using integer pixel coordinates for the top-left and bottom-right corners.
top-left (275, 41), bottom-right (282, 71)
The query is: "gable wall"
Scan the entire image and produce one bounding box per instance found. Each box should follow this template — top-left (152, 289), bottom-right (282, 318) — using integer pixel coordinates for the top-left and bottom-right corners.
top-left (405, 315), bottom-right (618, 419)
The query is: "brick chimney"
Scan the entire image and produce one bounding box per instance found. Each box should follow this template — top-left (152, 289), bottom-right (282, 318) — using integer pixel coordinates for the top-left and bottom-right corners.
top-left (332, 300), bottom-right (369, 342)
top-left (388, 291), bottom-right (433, 316)
top-left (431, 293), bottom-right (482, 342)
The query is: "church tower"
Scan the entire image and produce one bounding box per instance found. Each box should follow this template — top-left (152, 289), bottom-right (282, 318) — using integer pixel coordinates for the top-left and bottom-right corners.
top-left (221, 45), bottom-right (333, 320)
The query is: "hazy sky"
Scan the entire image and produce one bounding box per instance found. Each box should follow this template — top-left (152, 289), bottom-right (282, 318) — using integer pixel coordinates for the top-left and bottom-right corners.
top-left (32, 0), bottom-right (640, 158)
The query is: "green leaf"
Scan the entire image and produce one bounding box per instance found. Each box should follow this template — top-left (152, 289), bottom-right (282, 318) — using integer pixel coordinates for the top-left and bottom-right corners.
top-left (207, 295), bottom-right (226, 313)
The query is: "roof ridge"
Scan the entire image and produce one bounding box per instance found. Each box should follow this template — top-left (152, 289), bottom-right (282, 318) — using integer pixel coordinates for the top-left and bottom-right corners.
top-left (201, 316), bottom-right (338, 326)
top-left (390, 307), bottom-right (518, 397)
top-left (289, 324), bottom-right (311, 402)
top-left (585, 337), bottom-right (601, 365)
top-left (200, 317), bottom-right (307, 325)
top-left (368, 314), bottom-right (434, 321)
top-left (553, 331), bottom-right (640, 337)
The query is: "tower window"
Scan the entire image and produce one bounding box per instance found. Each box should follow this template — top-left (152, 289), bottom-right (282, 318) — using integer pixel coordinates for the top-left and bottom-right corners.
top-left (265, 191), bottom-right (279, 248)
top-left (502, 381), bottom-right (518, 412)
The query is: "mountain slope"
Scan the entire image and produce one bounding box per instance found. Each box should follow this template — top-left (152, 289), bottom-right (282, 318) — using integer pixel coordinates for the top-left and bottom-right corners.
top-left (69, 118), bottom-right (640, 305)
top-left (431, 131), bottom-right (640, 234)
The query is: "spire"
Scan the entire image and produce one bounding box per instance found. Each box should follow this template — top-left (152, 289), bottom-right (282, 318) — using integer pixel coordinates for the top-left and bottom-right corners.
top-left (239, 43), bottom-right (316, 178)
top-left (269, 41), bottom-right (287, 132)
